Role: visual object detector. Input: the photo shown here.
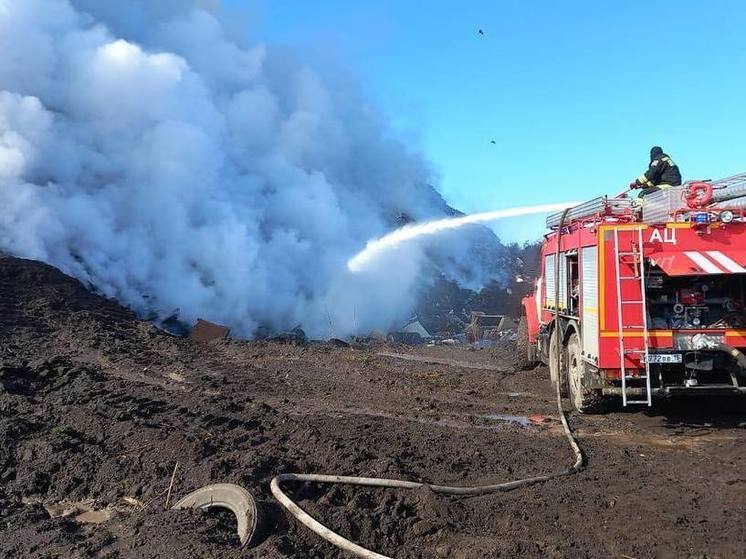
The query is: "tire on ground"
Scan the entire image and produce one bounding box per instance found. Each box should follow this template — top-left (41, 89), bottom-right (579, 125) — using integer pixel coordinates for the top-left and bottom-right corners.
top-left (548, 327), bottom-right (568, 397)
top-left (172, 483), bottom-right (258, 547)
top-left (566, 332), bottom-right (604, 413)
top-left (515, 315), bottom-right (536, 370)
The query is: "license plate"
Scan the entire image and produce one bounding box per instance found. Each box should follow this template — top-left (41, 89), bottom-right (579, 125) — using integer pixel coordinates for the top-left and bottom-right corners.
top-left (644, 353), bottom-right (682, 364)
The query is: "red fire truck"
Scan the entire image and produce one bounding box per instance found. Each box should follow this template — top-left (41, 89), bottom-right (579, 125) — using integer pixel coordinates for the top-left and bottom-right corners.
top-left (519, 173), bottom-right (746, 411)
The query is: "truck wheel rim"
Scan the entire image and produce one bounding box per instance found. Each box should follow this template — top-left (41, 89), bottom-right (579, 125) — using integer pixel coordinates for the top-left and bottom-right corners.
top-left (569, 343), bottom-right (583, 408)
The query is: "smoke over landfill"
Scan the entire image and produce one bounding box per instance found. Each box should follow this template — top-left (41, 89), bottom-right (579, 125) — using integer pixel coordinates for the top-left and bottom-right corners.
top-left (1, 0), bottom-right (541, 337)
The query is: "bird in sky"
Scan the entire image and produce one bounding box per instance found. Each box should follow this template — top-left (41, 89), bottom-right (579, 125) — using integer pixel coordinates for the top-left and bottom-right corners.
top-left (478, 29), bottom-right (485, 35)
top-left (490, 140), bottom-right (497, 144)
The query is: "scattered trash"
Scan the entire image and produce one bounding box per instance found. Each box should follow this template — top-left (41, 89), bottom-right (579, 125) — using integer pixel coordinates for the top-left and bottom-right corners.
top-left (473, 339), bottom-right (496, 349)
top-left (189, 319), bottom-right (231, 342)
top-left (466, 312), bottom-right (518, 345)
top-left (75, 509), bottom-right (115, 524)
top-left (172, 483), bottom-right (258, 547)
top-left (159, 309), bottom-right (191, 336)
top-left (387, 317), bottom-right (433, 346)
top-left (498, 329), bottom-right (518, 342)
top-left (166, 371), bottom-right (187, 383)
top-left (387, 331), bottom-right (426, 345)
top-left (483, 413), bottom-right (552, 426)
top-left (121, 496), bottom-right (145, 509)
top-left (400, 318), bottom-right (431, 339)
top-left (270, 327), bottom-right (307, 344)
top-left (37, 499), bottom-right (95, 519)
top-left (369, 330), bottom-right (386, 341)
top-left (26, 498), bottom-right (117, 524)
top-left (482, 414), bottom-right (531, 427)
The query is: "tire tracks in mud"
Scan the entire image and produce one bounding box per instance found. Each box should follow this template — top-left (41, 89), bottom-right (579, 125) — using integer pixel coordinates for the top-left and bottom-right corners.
top-left (376, 351), bottom-right (513, 372)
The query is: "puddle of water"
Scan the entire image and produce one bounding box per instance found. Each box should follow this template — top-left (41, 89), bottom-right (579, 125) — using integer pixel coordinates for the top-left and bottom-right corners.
top-left (483, 414), bottom-right (531, 427)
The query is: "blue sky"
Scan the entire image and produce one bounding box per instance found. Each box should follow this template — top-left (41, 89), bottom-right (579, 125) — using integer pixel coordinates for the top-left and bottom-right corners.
top-left (237, 0), bottom-right (746, 242)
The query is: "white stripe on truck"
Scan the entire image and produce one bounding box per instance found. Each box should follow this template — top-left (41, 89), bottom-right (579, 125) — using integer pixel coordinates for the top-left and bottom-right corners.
top-left (684, 251), bottom-right (723, 274)
top-left (706, 251), bottom-right (746, 273)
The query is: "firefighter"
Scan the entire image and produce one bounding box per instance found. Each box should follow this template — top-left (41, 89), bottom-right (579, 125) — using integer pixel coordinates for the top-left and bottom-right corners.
top-left (630, 146), bottom-right (682, 200)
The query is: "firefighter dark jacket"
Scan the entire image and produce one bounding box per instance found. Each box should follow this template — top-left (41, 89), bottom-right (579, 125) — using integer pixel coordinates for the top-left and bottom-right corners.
top-left (637, 148), bottom-right (682, 188)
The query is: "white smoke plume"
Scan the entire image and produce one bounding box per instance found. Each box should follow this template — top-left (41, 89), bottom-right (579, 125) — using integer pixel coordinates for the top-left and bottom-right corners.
top-left (0, 0), bottom-right (549, 337)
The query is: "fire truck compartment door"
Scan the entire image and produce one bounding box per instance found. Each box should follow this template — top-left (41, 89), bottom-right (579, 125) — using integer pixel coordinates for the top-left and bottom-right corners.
top-left (649, 251), bottom-right (746, 276)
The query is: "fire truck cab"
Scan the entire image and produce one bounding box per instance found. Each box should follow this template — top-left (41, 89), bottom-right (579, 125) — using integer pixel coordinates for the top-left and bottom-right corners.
top-left (520, 174), bottom-right (746, 411)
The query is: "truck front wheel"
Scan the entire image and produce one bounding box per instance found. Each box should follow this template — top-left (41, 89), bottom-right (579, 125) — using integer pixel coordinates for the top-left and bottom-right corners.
top-left (566, 332), bottom-right (603, 413)
top-left (516, 316), bottom-right (537, 369)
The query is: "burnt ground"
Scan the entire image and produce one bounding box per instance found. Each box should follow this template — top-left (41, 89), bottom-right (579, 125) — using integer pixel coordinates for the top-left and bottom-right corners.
top-left (0, 255), bottom-right (744, 559)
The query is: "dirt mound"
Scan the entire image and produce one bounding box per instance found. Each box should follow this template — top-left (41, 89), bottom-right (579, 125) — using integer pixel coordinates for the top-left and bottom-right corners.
top-left (0, 254), bottom-right (138, 335)
top-left (0, 255), bottom-right (171, 375)
top-left (1, 255), bottom-right (744, 558)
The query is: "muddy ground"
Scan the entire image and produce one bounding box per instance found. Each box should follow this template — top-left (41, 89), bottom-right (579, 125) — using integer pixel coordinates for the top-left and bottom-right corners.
top-left (1, 255), bottom-right (744, 558)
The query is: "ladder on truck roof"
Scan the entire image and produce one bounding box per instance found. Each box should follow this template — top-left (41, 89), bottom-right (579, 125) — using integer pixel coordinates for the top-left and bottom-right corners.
top-left (612, 227), bottom-right (652, 406)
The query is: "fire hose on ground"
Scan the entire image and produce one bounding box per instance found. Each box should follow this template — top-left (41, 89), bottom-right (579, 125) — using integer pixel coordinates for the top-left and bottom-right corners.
top-left (270, 389), bottom-right (583, 559)
top-left (269, 208), bottom-right (579, 558)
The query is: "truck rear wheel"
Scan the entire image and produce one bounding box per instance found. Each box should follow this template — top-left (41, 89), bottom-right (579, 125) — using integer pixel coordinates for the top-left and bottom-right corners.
top-left (566, 332), bottom-right (604, 413)
top-left (515, 316), bottom-right (536, 369)
top-left (549, 328), bottom-right (568, 397)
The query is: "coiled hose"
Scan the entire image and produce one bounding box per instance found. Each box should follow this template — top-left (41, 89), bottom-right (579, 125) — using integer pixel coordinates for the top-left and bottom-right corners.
top-left (271, 211), bottom-right (579, 559)
top-left (715, 342), bottom-right (746, 369)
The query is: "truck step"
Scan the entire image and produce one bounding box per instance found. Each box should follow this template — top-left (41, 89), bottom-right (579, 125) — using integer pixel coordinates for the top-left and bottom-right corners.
top-left (624, 375), bottom-right (649, 380)
top-left (621, 300), bottom-right (644, 304)
top-left (625, 400), bottom-right (651, 405)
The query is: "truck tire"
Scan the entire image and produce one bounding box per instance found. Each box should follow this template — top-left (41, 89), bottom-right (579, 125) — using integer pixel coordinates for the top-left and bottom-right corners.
top-left (566, 332), bottom-right (604, 413)
top-left (172, 483), bottom-right (258, 547)
top-left (515, 316), bottom-right (536, 370)
top-left (549, 328), bottom-right (568, 397)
